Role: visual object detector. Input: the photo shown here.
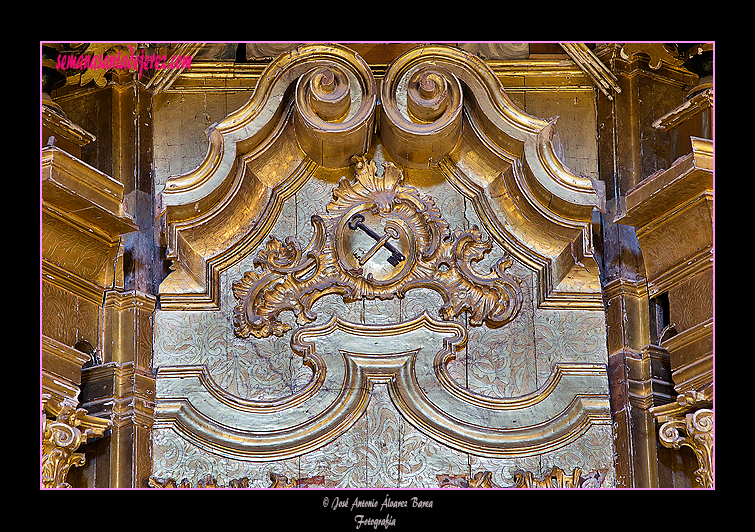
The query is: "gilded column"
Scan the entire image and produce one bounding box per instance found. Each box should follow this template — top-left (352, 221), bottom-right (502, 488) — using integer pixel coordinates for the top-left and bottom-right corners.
top-left (593, 43), bottom-right (697, 487)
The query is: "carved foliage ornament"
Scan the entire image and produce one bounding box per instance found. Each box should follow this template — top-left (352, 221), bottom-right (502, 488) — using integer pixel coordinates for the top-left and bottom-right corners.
top-left (159, 44), bottom-right (605, 311)
top-left (659, 408), bottom-right (714, 488)
top-left (41, 396), bottom-right (110, 488)
top-left (149, 468), bottom-right (605, 488)
top-left (149, 473), bottom-right (324, 488)
top-left (512, 466), bottom-right (606, 488)
top-left (232, 156), bottom-right (523, 339)
top-left (652, 390), bottom-right (714, 488)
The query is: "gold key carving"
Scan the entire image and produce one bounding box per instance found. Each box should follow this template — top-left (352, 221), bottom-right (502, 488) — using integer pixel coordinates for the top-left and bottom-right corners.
top-left (348, 214), bottom-right (405, 267)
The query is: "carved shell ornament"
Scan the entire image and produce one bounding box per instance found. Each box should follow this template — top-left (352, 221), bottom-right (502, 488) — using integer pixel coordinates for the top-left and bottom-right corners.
top-left (232, 155), bottom-right (524, 339)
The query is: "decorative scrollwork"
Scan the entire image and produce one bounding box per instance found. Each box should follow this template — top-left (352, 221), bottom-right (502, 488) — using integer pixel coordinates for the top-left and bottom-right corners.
top-left (659, 408), bottom-right (714, 488)
top-left (512, 466), bottom-right (606, 488)
top-left (380, 62), bottom-right (463, 168)
top-left (302, 66), bottom-right (351, 122)
top-left (270, 472), bottom-right (325, 488)
top-left (293, 53), bottom-right (377, 168)
top-left (148, 476), bottom-right (193, 488)
top-left (437, 471), bottom-right (497, 488)
top-left (407, 67), bottom-right (452, 123)
top-left (41, 396), bottom-right (110, 489)
top-left (149, 473), bottom-right (323, 488)
top-left (233, 156), bottom-right (523, 339)
top-left (42, 420), bottom-right (86, 489)
top-left (149, 475), bottom-right (250, 488)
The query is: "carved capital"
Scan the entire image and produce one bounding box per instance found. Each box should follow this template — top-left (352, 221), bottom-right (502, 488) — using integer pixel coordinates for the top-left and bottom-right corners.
top-left (658, 407), bottom-right (714, 488)
top-left (41, 396), bottom-right (110, 488)
top-left (652, 390), bottom-right (714, 488)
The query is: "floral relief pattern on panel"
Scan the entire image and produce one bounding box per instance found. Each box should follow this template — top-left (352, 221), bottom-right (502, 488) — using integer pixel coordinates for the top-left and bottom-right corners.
top-left (298, 396), bottom-right (370, 488)
top-left (42, 213), bottom-right (109, 281)
top-left (639, 201), bottom-right (713, 278)
top-left (668, 269), bottom-right (713, 333)
top-left (296, 384), bottom-right (470, 488)
top-left (469, 454), bottom-right (540, 488)
top-left (153, 311), bottom-right (227, 367)
top-left (534, 310), bottom-right (608, 384)
top-left (223, 334), bottom-right (312, 400)
top-left (42, 280), bottom-right (78, 346)
top-left (154, 310), bottom-right (312, 401)
top-left (152, 428), bottom-right (298, 488)
top-left (469, 425), bottom-right (615, 487)
top-left (540, 424), bottom-right (615, 487)
top-left (153, 152), bottom-right (614, 486)
top-left (463, 261), bottom-right (536, 398)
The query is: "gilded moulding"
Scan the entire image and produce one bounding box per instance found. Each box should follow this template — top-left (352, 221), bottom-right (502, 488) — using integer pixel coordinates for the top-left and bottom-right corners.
top-left (379, 45), bottom-right (605, 309)
top-left (379, 44), bottom-right (604, 219)
top-left (159, 44), bottom-right (376, 310)
top-left (42, 146), bottom-right (138, 289)
top-left (154, 311), bottom-right (611, 461)
top-left (162, 43), bottom-right (374, 204)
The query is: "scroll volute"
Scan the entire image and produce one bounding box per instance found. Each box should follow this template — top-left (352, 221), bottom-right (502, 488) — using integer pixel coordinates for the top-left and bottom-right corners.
top-left (294, 55), bottom-right (377, 169)
top-left (380, 61), bottom-right (464, 169)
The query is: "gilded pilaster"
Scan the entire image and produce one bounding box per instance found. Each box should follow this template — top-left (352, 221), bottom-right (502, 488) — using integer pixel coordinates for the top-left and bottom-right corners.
top-left (602, 277), bottom-right (672, 487)
top-left (42, 46), bottom-right (160, 487)
top-left (595, 44), bottom-right (697, 200)
top-left (75, 290), bottom-right (157, 488)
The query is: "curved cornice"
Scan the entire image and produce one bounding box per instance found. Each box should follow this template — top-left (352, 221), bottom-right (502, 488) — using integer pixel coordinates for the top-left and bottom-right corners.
top-left (154, 313), bottom-right (611, 460)
top-left (379, 44), bottom-right (604, 218)
top-left (162, 44), bottom-right (376, 212)
top-left (158, 43), bottom-right (605, 310)
top-left (159, 45), bottom-right (377, 309)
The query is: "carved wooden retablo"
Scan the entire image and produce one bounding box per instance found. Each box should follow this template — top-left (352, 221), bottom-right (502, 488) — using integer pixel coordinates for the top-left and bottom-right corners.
top-left (152, 44), bottom-right (613, 488)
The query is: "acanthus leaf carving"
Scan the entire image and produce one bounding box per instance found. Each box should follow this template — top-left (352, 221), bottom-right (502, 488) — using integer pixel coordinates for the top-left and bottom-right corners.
top-left (41, 395), bottom-right (110, 489)
top-left (658, 407), bottom-right (714, 488)
top-left (512, 466), bottom-right (607, 488)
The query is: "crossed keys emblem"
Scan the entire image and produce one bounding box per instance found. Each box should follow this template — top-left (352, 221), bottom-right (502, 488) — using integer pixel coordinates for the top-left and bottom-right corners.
top-left (232, 157), bottom-right (524, 340)
top-left (347, 213), bottom-right (406, 267)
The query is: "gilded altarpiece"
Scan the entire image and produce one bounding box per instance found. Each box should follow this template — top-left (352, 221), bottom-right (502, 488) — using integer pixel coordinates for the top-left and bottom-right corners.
top-left (151, 45), bottom-right (615, 488)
